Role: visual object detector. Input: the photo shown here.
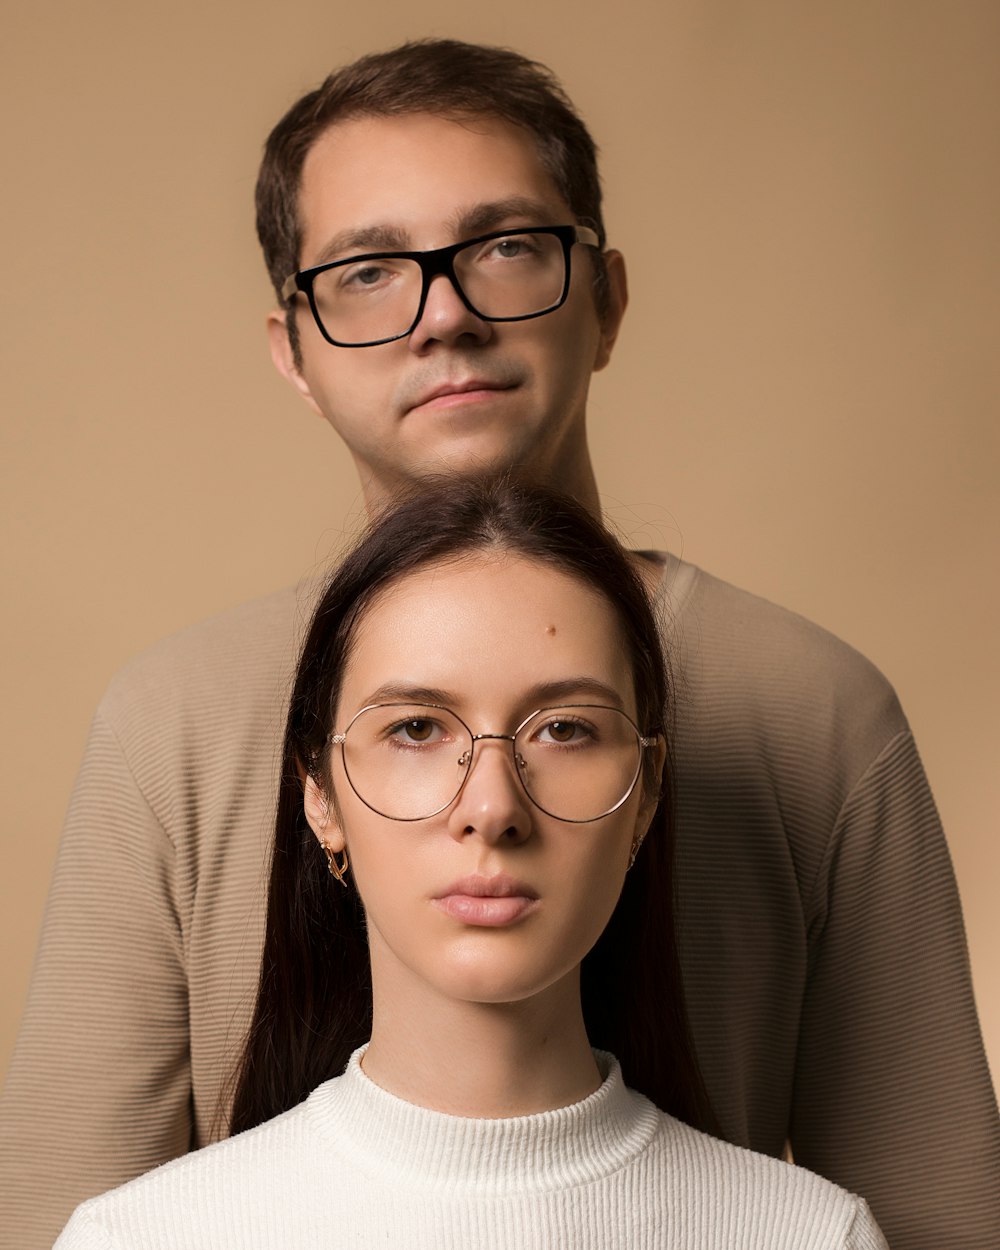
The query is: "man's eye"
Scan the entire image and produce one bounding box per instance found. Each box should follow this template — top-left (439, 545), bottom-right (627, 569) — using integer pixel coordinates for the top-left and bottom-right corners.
top-left (341, 263), bottom-right (389, 288)
top-left (495, 239), bottom-right (526, 258)
top-left (481, 234), bottom-right (540, 262)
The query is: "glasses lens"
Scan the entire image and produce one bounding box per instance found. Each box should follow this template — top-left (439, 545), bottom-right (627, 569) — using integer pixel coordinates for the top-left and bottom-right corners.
top-left (514, 707), bottom-right (643, 822)
top-left (342, 705), bottom-right (471, 820)
top-left (338, 703), bottom-right (644, 823)
top-left (309, 231), bottom-right (569, 346)
top-left (454, 231), bottom-right (568, 320)
top-left (311, 257), bottom-right (424, 347)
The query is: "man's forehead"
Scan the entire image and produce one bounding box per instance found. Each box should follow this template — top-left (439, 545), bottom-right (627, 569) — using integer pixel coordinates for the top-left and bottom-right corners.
top-left (309, 196), bottom-right (569, 267)
top-left (296, 111), bottom-right (571, 261)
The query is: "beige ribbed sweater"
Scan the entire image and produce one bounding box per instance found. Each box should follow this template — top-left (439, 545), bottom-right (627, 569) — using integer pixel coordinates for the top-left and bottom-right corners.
top-left (2, 555), bottom-right (997, 1250)
top-left (54, 1051), bottom-right (888, 1249)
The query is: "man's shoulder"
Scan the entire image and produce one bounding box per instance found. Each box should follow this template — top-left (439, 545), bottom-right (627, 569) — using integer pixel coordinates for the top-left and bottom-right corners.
top-left (97, 581), bottom-right (321, 730)
top-left (666, 557), bottom-right (907, 749)
top-left (672, 559), bottom-right (894, 696)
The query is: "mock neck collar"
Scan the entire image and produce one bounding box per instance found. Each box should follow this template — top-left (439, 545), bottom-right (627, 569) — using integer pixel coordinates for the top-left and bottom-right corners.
top-left (305, 1048), bottom-right (662, 1194)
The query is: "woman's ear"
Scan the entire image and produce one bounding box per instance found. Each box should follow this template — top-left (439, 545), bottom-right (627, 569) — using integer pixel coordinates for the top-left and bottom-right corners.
top-left (634, 736), bottom-right (668, 848)
top-left (303, 774), bottom-right (346, 853)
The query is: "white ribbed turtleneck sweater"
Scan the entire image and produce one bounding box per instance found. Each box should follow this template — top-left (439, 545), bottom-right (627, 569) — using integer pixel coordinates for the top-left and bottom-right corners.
top-left (55, 1051), bottom-right (886, 1248)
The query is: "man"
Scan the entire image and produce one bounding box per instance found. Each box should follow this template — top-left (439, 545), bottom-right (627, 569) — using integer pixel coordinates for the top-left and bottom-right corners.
top-left (1, 39), bottom-right (997, 1250)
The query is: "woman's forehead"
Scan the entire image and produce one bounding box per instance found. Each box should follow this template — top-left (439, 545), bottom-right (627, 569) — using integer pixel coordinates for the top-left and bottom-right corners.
top-left (339, 553), bottom-right (637, 720)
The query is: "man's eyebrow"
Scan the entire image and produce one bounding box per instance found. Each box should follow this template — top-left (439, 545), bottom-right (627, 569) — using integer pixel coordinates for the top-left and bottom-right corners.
top-left (309, 198), bottom-right (569, 268)
top-left (311, 225), bottom-right (409, 267)
top-left (452, 197), bottom-right (569, 238)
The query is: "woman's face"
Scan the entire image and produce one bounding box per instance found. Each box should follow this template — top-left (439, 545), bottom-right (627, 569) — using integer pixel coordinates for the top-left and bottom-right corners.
top-left (304, 552), bottom-right (661, 1012)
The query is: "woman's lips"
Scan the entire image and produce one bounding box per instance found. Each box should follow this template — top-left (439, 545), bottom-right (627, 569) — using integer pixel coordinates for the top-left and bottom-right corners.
top-left (432, 874), bottom-right (539, 926)
top-left (433, 894), bottom-right (538, 926)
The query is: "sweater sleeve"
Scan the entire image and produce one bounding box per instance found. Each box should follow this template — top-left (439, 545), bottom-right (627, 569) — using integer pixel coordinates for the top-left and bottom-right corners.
top-left (790, 728), bottom-right (1000, 1250)
top-left (52, 1208), bottom-right (117, 1250)
top-left (0, 705), bottom-right (191, 1250)
top-left (845, 1199), bottom-right (889, 1250)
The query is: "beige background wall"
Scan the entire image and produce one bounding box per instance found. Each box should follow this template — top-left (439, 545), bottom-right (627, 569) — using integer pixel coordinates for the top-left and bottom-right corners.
top-left (2, 1), bottom-right (997, 1093)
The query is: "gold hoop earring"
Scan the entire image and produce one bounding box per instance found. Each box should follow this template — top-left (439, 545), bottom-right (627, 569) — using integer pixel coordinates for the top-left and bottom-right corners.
top-left (627, 833), bottom-right (646, 870)
top-left (321, 840), bottom-right (349, 887)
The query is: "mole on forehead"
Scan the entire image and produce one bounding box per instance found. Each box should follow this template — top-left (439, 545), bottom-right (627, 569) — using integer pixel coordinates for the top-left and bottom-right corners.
top-left (546, 625), bottom-right (557, 636)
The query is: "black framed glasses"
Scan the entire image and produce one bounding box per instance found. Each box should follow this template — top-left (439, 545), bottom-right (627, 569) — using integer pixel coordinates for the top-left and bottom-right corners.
top-left (281, 224), bottom-right (600, 348)
top-left (329, 702), bottom-right (658, 823)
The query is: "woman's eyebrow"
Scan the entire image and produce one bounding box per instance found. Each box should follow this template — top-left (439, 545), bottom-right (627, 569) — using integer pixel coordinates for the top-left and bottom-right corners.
top-left (352, 678), bottom-right (626, 716)
top-left (521, 677), bottom-right (626, 709)
top-left (359, 683), bottom-right (456, 707)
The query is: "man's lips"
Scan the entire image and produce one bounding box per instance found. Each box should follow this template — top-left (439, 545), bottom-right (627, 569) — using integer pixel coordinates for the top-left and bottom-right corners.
top-left (432, 874), bottom-right (539, 927)
top-left (405, 378), bottom-right (517, 413)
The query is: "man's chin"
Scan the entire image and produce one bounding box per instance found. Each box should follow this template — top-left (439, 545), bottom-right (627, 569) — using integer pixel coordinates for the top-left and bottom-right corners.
top-left (409, 447), bottom-right (537, 488)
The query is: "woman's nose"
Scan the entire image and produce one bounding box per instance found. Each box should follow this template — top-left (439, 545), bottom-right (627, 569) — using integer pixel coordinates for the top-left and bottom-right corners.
top-left (447, 738), bottom-right (533, 845)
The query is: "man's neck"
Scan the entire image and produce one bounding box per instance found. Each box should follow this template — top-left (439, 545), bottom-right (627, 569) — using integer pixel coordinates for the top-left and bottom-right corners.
top-left (356, 450), bottom-right (604, 526)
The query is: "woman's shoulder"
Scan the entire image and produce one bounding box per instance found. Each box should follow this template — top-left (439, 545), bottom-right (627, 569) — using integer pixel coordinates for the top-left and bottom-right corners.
top-left (649, 1112), bottom-right (887, 1249)
top-left (54, 1096), bottom-right (323, 1248)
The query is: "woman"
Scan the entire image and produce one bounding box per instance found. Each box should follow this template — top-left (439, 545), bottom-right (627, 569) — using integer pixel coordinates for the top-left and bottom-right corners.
top-left (56, 478), bottom-right (886, 1249)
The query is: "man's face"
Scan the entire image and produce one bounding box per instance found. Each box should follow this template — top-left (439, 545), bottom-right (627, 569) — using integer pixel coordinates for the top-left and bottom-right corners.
top-left (268, 112), bottom-right (626, 505)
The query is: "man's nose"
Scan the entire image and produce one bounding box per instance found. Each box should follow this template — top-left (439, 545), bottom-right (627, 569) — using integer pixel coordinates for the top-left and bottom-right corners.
top-left (447, 739), bottom-right (532, 845)
top-left (408, 272), bottom-right (493, 352)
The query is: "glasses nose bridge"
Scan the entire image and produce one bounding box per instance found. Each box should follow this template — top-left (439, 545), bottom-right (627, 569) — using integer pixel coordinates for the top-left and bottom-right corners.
top-left (459, 731), bottom-right (524, 778)
top-left (471, 730), bottom-right (517, 747)
top-left (452, 731), bottom-right (531, 821)
top-left (415, 243), bottom-right (466, 305)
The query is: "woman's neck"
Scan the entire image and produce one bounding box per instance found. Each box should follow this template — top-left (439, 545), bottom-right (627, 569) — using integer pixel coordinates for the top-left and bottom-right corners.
top-left (361, 969), bottom-right (601, 1118)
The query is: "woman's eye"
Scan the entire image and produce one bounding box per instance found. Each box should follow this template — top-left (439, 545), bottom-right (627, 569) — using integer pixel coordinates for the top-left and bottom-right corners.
top-left (537, 720), bottom-right (589, 745)
top-left (397, 719), bottom-right (435, 742)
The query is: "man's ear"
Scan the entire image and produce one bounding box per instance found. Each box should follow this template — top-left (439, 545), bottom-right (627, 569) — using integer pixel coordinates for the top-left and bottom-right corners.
top-left (267, 309), bottom-right (325, 419)
top-left (594, 249), bottom-right (628, 373)
top-left (303, 773), bottom-right (346, 853)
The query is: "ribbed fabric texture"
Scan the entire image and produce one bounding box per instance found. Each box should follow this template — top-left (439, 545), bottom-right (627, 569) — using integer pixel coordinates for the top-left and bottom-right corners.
top-left (1, 558), bottom-right (997, 1249)
top-left (54, 1051), bottom-right (887, 1249)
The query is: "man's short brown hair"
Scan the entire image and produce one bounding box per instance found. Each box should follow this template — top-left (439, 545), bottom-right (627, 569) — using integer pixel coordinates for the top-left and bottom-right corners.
top-left (256, 39), bottom-right (608, 353)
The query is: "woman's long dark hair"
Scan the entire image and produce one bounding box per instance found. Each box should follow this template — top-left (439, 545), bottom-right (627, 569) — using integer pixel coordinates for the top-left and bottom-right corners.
top-left (230, 476), bottom-right (715, 1135)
